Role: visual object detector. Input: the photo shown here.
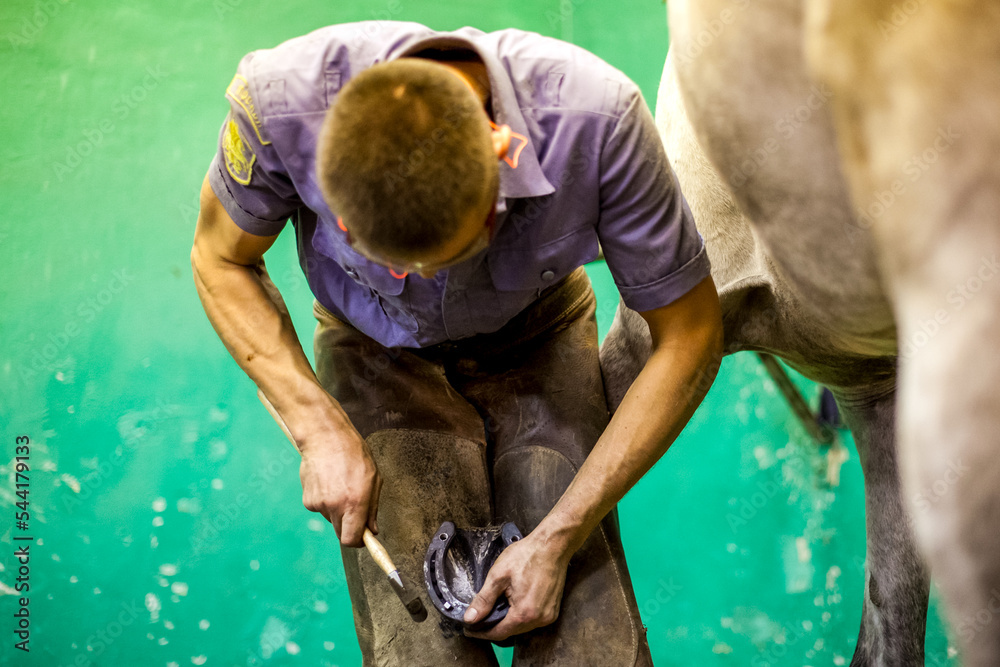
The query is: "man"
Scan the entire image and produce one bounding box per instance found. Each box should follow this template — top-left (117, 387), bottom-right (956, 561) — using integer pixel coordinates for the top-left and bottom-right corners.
top-left (191, 20), bottom-right (722, 666)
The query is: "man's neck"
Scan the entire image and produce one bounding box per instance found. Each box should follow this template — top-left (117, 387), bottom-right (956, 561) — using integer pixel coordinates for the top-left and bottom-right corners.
top-left (440, 60), bottom-right (490, 106)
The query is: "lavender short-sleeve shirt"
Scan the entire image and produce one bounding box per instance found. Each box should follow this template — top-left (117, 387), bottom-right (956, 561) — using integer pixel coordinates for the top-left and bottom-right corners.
top-left (209, 22), bottom-right (710, 348)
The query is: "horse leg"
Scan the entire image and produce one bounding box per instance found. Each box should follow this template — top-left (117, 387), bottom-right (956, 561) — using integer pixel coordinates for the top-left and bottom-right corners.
top-left (834, 382), bottom-right (929, 666)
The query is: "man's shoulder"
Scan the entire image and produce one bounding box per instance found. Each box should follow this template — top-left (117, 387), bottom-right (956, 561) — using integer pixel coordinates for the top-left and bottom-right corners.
top-left (485, 29), bottom-right (639, 119)
top-left (232, 22), bottom-right (433, 121)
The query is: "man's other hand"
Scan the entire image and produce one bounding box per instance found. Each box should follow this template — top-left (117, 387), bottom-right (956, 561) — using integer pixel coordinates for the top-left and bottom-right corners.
top-left (461, 532), bottom-right (571, 641)
top-left (299, 428), bottom-right (382, 547)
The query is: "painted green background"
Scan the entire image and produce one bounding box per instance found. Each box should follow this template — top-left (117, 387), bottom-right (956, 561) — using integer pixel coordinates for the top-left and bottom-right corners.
top-left (0, 0), bottom-right (958, 665)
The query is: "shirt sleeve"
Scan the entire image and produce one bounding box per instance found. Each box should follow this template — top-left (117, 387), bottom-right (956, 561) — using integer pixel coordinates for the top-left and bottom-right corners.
top-left (207, 52), bottom-right (303, 237)
top-left (596, 87), bottom-right (711, 312)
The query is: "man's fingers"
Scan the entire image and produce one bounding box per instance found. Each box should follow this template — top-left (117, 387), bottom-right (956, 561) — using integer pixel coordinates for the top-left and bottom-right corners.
top-left (339, 508), bottom-right (368, 547)
top-left (463, 569), bottom-right (506, 625)
top-left (367, 476), bottom-right (382, 535)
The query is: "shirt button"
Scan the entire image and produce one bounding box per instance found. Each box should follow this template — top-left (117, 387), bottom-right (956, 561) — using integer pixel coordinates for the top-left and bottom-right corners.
top-left (541, 269), bottom-right (556, 281)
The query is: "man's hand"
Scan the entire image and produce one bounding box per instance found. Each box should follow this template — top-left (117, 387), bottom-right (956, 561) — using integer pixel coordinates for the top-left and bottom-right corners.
top-left (193, 173), bottom-right (383, 548)
top-left (299, 428), bottom-right (382, 547)
top-left (461, 532), bottom-right (571, 641)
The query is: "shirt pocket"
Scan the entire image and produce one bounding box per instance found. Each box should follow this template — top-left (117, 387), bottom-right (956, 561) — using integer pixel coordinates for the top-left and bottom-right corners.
top-left (487, 226), bottom-right (599, 311)
top-left (337, 246), bottom-right (419, 333)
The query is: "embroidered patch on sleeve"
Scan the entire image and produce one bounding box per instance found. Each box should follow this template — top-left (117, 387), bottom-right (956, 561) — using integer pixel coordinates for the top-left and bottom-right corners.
top-left (223, 119), bottom-right (255, 186)
top-left (226, 74), bottom-right (271, 145)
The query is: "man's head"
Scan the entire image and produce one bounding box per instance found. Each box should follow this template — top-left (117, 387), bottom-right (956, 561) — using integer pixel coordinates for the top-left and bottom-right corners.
top-left (318, 57), bottom-right (508, 276)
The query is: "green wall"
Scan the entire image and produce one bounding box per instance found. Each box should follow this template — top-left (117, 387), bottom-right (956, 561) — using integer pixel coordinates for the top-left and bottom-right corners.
top-left (1, 0), bottom-right (957, 665)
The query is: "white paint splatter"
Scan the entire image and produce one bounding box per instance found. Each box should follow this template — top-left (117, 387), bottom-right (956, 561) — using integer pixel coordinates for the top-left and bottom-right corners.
top-left (171, 582), bottom-right (188, 596)
top-left (93, 587), bottom-right (101, 595)
top-left (158, 637), bottom-right (168, 645)
top-left (712, 643), bottom-right (733, 654)
top-left (211, 479), bottom-right (223, 490)
top-left (307, 518), bottom-right (325, 532)
top-left (177, 498), bottom-right (202, 515)
top-left (199, 619), bottom-right (210, 630)
top-left (69, 576), bottom-right (78, 583)
top-left (826, 565), bottom-right (842, 590)
top-left (826, 442), bottom-right (849, 487)
top-left (313, 600), bottom-right (328, 614)
top-left (249, 560), bottom-right (259, 571)
top-left (153, 516), bottom-right (164, 527)
top-left (259, 617), bottom-right (290, 660)
top-left (146, 593), bottom-right (161, 622)
top-left (0, 581), bottom-right (18, 596)
top-left (286, 641), bottom-right (300, 655)
top-left (159, 564), bottom-right (178, 577)
top-left (191, 656), bottom-right (207, 665)
top-left (796, 537), bottom-right (812, 563)
top-left (153, 497), bottom-right (167, 512)
top-left (323, 641), bottom-right (335, 650)
top-left (52, 554), bottom-right (61, 562)
top-left (753, 445), bottom-right (775, 470)
top-left (209, 440), bottom-right (228, 461)
top-left (60, 474), bottom-right (81, 493)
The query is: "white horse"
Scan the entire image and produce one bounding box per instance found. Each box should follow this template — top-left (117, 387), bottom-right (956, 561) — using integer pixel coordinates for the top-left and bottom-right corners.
top-left (602, 0), bottom-right (1000, 664)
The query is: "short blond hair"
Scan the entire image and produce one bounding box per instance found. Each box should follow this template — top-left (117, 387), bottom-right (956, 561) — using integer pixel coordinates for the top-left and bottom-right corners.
top-left (317, 58), bottom-right (497, 258)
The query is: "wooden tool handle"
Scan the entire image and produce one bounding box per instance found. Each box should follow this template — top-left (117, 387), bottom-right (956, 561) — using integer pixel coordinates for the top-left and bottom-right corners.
top-left (362, 530), bottom-right (398, 574)
top-left (256, 390), bottom-right (396, 575)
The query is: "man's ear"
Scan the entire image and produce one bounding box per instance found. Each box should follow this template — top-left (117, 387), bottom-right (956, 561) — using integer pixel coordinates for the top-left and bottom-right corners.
top-left (492, 124), bottom-right (512, 162)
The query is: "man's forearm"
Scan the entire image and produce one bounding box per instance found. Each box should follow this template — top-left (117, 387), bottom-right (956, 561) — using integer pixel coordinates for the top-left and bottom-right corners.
top-left (533, 298), bottom-right (723, 557)
top-left (190, 249), bottom-right (350, 447)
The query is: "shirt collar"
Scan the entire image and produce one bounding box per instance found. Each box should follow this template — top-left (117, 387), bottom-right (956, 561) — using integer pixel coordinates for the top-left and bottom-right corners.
top-left (379, 29), bottom-right (555, 200)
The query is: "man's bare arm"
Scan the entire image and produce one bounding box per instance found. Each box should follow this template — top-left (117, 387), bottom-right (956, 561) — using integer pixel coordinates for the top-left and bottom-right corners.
top-left (465, 275), bottom-right (724, 639)
top-left (190, 173), bottom-right (380, 546)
